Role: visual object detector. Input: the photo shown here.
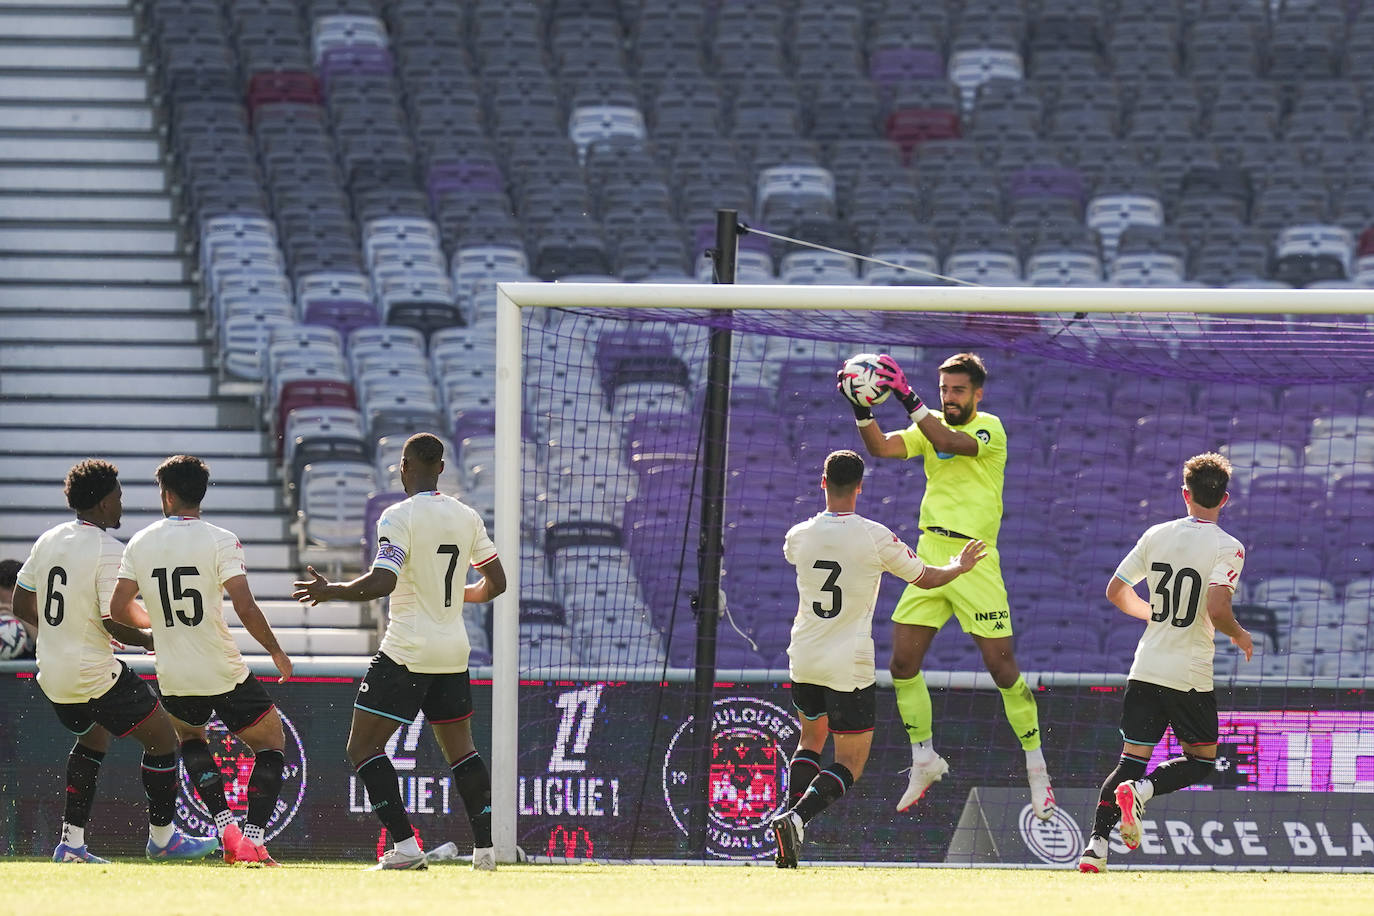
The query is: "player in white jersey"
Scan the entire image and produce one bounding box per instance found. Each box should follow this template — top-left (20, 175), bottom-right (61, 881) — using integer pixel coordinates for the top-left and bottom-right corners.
top-left (294, 433), bottom-right (507, 871)
top-left (10, 460), bottom-right (218, 863)
top-left (1078, 453), bottom-right (1253, 874)
top-left (110, 455), bottom-right (294, 867)
top-left (769, 450), bottom-right (986, 868)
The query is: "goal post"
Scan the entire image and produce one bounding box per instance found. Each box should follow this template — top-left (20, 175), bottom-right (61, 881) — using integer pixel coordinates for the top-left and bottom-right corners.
top-left (491, 281), bottom-right (1374, 867)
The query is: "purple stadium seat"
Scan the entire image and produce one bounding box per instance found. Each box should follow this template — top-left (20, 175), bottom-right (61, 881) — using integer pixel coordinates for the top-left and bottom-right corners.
top-left (595, 328), bottom-right (675, 381)
top-left (318, 46), bottom-right (394, 88)
top-left (869, 48), bottom-right (945, 88)
top-left (1007, 167), bottom-right (1086, 203)
top-left (1244, 548), bottom-right (1324, 580)
top-left (1247, 469), bottom-right (1327, 511)
top-left (1324, 544), bottom-right (1374, 587)
top-left (304, 299), bottom-right (380, 338)
top-left (1278, 384), bottom-right (1364, 417)
top-left (1330, 471), bottom-right (1374, 506)
top-left (426, 159), bottom-right (505, 206)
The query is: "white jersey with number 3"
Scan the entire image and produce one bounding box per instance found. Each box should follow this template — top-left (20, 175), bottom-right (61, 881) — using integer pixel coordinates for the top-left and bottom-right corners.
top-left (118, 517), bottom-right (250, 697)
top-left (783, 512), bottom-right (927, 691)
top-left (1114, 516), bottom-right (1245, 692)
top-left (15, 521), bottom-right (124, 704)
top-left (371, 492), bottom-right (498, 674)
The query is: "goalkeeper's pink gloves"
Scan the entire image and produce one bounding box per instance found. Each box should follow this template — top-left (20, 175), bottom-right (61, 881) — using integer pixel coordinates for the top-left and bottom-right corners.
top-left (874, 354), bottom-right (931, 424)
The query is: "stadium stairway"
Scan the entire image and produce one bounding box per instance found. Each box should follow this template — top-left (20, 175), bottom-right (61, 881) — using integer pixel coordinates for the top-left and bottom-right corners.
top-left (0, 0), bottom-right (374, 656)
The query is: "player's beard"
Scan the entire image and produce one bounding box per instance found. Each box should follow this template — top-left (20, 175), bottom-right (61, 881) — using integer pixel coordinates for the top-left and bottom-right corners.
top-left (943, 403), bottom-right (970, 425)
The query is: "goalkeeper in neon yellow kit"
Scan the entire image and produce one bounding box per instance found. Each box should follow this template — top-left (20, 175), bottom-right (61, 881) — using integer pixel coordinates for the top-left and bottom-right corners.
top-left (841, 351), bottom-right (1054, 818)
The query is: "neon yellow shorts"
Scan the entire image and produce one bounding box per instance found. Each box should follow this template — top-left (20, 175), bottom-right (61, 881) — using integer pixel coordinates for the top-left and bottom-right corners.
top-left (891, 530), bottom-right (1012, 638)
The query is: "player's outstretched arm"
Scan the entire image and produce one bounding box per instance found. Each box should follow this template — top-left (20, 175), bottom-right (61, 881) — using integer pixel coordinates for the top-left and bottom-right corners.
top-left (226, 575), bottom-right (292, 682)
top-left (1206, 585), bottom-right (1253, 661)
top-left (292, 564), bottom-right (397, 605)
top-left (1106, 577), bottom-right (1153, 621)
top-left (912, 539), bottom-right (988, 589)
top-left (463, 557), bottom-right (507, 604)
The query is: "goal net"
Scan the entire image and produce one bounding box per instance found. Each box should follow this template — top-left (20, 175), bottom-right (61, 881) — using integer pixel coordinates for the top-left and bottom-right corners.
top-left (490, 282), bottom-right (1374, 869)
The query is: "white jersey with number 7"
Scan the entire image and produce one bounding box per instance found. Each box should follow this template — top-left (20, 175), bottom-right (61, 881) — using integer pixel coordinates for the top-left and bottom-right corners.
top-left (371, 492), bottom-right (499, 674)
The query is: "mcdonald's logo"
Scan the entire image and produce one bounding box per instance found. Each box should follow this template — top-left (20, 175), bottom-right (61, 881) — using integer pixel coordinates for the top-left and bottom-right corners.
top-left (548, 824), bottom-right (594, 859)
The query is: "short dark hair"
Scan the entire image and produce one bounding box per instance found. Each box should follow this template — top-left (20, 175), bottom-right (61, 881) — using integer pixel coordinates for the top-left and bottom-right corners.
top-left (939, 352), bottom-right (987, 388)
top-left (403, 432), bottom-right (444, 466)
top-left (0, 559), bottom-right (20, 590)
top-left (64, 459), bottom-right (120, 511)
top-left (1184, 452), bottom-right (1232, 509)
top-left (824, 449), bottom-right (865, 491)
top-left (156, 455), bottom-right (210, 506)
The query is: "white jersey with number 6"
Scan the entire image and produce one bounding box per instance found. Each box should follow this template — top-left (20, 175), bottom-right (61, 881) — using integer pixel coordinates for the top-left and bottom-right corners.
top-left (1114, 516), bottom-right (1246, 693)
top-left (783, 511), bottom-right (927, 691)
top-left (371, 492), bottom-right (498, 674)
top-left (118, 517), bottom-right (250, 697)
top-left (15, 521), bottom-right (124, 704)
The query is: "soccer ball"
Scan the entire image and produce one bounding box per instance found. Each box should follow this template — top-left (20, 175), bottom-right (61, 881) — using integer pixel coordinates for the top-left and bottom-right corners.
top-left (838, 353), bottom-right (891, 407)
top-left (0, 616), bottom-right (33, 660)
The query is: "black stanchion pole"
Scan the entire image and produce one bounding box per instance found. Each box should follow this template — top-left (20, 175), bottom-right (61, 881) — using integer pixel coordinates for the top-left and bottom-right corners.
top-left (685, 209), bottom-right (738, 857)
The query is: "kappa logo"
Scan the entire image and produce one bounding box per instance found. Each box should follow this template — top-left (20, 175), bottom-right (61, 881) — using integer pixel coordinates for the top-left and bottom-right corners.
top-left (1018, 803), bottom-right (1083, 865)
top-left (975, 429), bottom-right (991, 444)
top-left (175, 711), bottom-right (307, 842)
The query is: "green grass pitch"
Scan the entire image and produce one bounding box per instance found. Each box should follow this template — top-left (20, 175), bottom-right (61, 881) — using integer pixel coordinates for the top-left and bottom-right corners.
top-left (0, 861), bottom-right (1366, 916)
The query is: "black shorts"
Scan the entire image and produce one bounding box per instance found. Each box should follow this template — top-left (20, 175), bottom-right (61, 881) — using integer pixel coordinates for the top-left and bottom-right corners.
top-left (161, 674), bottom-right (276, 734)
top-left (1119, 678), bottom-right (1219, 747)
top-left (354, 652), bottom-right (474, 726)
top-left (790, 682), bottom-right (876, 734)
top-left (51, 662), bottom-right (160, 738)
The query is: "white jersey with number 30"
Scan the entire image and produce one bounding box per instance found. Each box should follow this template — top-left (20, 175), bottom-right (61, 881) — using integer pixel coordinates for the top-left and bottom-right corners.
top-left (16, 521), bottom-right (124, 704)
top-left (783, 512), bottom-right (927, 691)
top-left (118, 517), bottom-right (250, 697)
top-left (1114, 516), bottom-right (1245, 693)
top-left (371, 492), bottom-right (498, 674)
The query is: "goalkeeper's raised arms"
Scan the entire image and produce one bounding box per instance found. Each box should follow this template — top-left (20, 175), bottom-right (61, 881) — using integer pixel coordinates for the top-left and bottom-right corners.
top-left (874, 354), bottom-right (931, 424)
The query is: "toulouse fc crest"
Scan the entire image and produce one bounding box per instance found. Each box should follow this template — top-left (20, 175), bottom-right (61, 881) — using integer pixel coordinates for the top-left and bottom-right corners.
top-left (175, 711), bottom-right (308, 842)
top-left (662, 697), bottom-right (798, 860)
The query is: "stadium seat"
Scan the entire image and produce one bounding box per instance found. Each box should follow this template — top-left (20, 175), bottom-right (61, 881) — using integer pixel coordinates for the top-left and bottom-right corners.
top-left (296, 461), bottom-right (375, 557)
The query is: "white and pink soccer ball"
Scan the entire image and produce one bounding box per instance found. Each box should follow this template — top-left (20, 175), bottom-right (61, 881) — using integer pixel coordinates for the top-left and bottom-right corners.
top-left (838, 353), bottom-right (892, 407)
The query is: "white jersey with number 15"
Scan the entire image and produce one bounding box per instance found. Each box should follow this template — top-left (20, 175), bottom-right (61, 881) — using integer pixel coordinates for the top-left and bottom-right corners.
top-left (371, 492), bottom-right (498, 674)
top-left (784, 512), bottom-right (927, 692)
top-left (117, 517), bottom-right (250, 697)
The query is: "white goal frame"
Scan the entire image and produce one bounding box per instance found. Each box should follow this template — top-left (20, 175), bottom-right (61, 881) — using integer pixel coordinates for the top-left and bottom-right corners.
top-left (489, 281), bottom-right (1374, 863)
